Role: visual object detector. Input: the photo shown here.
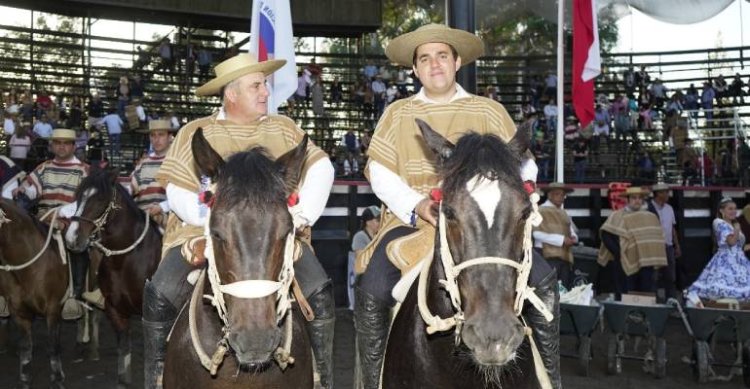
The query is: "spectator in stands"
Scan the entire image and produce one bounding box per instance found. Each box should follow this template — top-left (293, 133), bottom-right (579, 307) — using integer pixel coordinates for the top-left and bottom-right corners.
top-left (639, 103), bottom-right (653, 130)
top-left (521, 102), bottom-right (537, 120)
top-left (184, 43), bottom-right (197, 80)
top-left (363, 79), bottom-right (375, 120)
top-left (130, 74), bottom-right (145, 99)
top-left (564, 116), bottom-right (580, 142)
top-left (684, 84), bottom-right (700, 121)
top-left (713, 74), bottom-right (728, 107)
top-left (599, 187), bottom-right (667, 299)
top-left (33, 113), bottom-right (53, 139)
top-left (592, 104), bottom-right (611, 154)
top-left (3, 109), bottom-right (16, 138)
top-left (115, 75), bottom-right (131, 119)
top-left (646, 184), bottom-right (681, 300)
top-left (532, 134), bottom-right (552, 181)
top-left (682, 138), bottom-right (698, 185)
top-left (197, 45), bottom-right (212, 82)
top-left (543, 99), bottom-right (558, 135)
top-left (342, 129), bottom-right (360, 175)
top-left (701, 81), bottom-right (716, 124)
top-left (167, 111), bottom-right (180, 130)
top-left (9, 123), bottom-right (31, 171)
top-left (330, 77), bottom-right (343, 106)
top-left (385, 81), bottom-right (398, 107)
top-left (572, 137), bottom-right (588, 183)
top-left (739, 137), bottom-right (750, 186)
top-left (99, 107), bottom-right (124, 157)
top-left (395, 68), bottom-right (408, 96)
top-left (731, 73), bottom-right (745, 104)
top-left (74, 127), bottom-right (89, 162)
top-left (360, 129), bottom-right (372, 155)
top-left (293, 71), bottom-right (308, 115)
top-left (306, 58), bottom-right (323, 78)
top-left (685, 197), bottom-right (750, 307)
top-left (67, 95), bottom-right (83, 130)
top-left (86, 128), bottom-right (106, 167)
top-left (544, 71), bottom-right (557, 100)
top-left (87, 93), bottom-right (105, 129)
top-left (36, 89), bottom-right (53, 118)
top-left (133, 98), bottom-right (147, 128)
top-left (635, 65), bottom-right (650, 89)
top-left (311, 74), bottom-right (326, 122)
top-left (611, 95), bottom-right (631, 142)
top-left (157, 37), bottom-right (174, 80)
top-left (623, 66), bottom-right (636, 97)
top-left (363, 59), bottom-right (378, 80)
top-left (371, 75), bottom-right (386, 120)
top-left (718, 147), bottom-right (736, 185)
top-left (649, 78), bottom-right (667, 109)
top-left (533, 183), bottom-right (577, 288)
top-left (352, 205), bottom-right (381, 258)
top-left (486, 85), bottom-right (499, 101)
top-left (20, 91), bottom-right (33, 123)
top-left (637, 151), bottom-right (655, 183)
top-left (134, 45), bottom-right (150, 70)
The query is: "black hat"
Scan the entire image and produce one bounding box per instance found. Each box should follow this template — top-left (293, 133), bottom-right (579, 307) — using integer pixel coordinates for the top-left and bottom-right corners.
top-left (361, 205), bottom-right (381, 222)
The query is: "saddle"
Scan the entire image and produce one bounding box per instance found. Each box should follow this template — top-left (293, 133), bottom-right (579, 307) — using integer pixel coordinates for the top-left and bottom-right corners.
top-left (385, 225), bottom-right (435, 275)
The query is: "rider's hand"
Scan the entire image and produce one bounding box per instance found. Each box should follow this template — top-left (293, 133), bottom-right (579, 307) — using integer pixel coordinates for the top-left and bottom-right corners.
top-left (12, 186), bottom-right (25, 198)
top-left (563, 236), bottom-right (576, 247)
top-left (147, 204), bottom-right (162, 216)
top-left (415, 197), bottom-right (438, 227)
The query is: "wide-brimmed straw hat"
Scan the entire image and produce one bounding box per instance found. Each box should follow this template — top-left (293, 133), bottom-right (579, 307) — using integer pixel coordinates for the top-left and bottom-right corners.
top-left (742, 204), bottom-right (750, 222)
top-left (195, 54), bottom-right (286, 96)
top-left (136, 119), bottom-right (175, 134)
top-left (385, 23), bottom-right (484, 67)
top-left (620, 187), bottom-right (650, 198)
top-left (542, 182), bottom-right (573, 194)
top-left (50, 129), bottom-right (77, 141)
top-left (650, 183), bottom-right (671, 193)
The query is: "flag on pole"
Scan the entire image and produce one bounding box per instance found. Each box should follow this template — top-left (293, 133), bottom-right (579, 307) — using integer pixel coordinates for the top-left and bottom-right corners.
top-left (250, 0), bottom-right (296, 114)
top-left (572, 0), bottom-right (601, 128)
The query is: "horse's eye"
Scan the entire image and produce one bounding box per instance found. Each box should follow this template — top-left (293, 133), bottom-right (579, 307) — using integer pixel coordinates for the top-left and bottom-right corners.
top-left (210, 231), bottom-right (224, 242)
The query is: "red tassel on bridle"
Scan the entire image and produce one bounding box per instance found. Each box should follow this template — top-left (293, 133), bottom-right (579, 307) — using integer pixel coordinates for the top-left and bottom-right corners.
top-left (287, 192), bottom-right (300, 207)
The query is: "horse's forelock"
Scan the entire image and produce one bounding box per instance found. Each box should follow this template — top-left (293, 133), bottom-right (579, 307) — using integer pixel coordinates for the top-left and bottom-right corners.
top-left (213, 147), bottom-right (287, 210)
top-left (441, 132), bottom-right (524, 197)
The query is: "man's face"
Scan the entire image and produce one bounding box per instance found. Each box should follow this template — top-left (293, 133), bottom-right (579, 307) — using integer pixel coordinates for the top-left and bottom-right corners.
top-left (412, 42), bottom-right (461, 96)
top-left (52, 140), bottom-right (75, 160)
top-left (654, 190), bottom-right (669, 203)
top-left (150, 130), bottom-right (171, 154)
top-left (225, 72), bottom-right (270, 123)
top-left (547, 189), bottom-right (566, 207)
top-left (628, 195), bottom-right (644, 211)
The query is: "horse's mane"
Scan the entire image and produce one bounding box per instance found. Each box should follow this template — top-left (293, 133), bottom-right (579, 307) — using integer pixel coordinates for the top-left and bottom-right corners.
top-left (441, 132), bottom-right (523, 195)
top-left (215, 147), bottom-right (286, 209)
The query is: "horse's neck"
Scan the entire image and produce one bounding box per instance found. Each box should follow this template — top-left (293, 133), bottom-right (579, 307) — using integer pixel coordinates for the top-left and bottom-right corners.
top-left (104, 189), bottom-right (145, 238)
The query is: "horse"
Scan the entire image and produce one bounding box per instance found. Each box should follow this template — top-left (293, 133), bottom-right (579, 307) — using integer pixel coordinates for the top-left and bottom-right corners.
top-left (382, 120), bottom-right (548, 388)
top-left (163, 128), bottom-right (313, 388)
top-left (65, 168), bottom-right (162, 387)
top-left (0, 199), bottom-right (68, 389)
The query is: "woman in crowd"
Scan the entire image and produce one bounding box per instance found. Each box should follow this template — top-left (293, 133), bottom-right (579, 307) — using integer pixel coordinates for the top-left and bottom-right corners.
top-left (686, 197), bottom-right (750, 306)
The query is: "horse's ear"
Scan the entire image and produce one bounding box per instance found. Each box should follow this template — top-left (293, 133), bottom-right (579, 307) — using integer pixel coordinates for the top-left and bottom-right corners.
top-left (416, 118), bottom-right (454, 161)
top-left (275, 134), bottom-right (308, 194)
top-left (507, 124), bottom-right (531, 157)
top-left (191, 128), bottom-right (225, 180)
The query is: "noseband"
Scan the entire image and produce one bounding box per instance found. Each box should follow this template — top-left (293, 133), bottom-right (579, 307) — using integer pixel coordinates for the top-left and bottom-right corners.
top-left (71, 189), bottom-right (119, 237)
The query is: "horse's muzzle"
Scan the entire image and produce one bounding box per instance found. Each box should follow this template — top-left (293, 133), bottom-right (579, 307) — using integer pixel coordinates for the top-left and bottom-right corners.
top-left (229, 327), bottom-right (281, 368)
top-left (462, 317), bottom-right (525, 366)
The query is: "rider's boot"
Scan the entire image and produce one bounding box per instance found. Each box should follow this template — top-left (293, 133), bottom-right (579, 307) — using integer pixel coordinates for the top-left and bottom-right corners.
top-left (354, 287), bottom-right (390, 389)
top-left (142, 280), bottom-right (177, 389)
top-left (524, 270), bottom-right (562, 389)
top-left (71, 251), bottom-right (89, 301)
top-left (305, 284), bottom-right (336, 388)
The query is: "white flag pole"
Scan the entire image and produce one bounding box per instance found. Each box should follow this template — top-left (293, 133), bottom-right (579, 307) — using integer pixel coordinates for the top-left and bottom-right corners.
top-left (555, 0), bottom-right (565, 183)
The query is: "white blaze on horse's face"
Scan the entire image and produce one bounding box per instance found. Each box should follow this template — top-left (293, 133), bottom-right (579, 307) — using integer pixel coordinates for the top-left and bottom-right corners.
top-left (466, 175), bottom-right (501, 229)
top-left (65, 187), bottom-right (95, 246)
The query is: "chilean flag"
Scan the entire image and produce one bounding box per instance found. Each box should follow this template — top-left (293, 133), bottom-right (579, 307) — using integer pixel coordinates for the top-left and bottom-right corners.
top-left (572, 0), bottom-right (601, 128)
top-left (250, 0), bottom-right (297, 114)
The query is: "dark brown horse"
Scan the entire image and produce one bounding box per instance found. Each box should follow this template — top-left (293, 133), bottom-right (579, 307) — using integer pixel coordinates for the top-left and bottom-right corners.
top-left (0, 199), bottom-right (67, 389)
top-left (65, 168), bottom-right (161, 387)
top-left (382, 121), bottom-right (541, 388)
top-left (163, 129), bottom-right (313, 388)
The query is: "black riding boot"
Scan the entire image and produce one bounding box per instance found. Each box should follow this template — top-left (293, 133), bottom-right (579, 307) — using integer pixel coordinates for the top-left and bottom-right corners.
top-left (305, 284), bottom-right (335, 389)
top-left (524, 271), bottom-right (562, 389)
top-left (142, 280), bottom-right (178, 389)
top-left (71, 251), bottom-right (89, 300)
top-left (354, 287), bottom-right (390, 389)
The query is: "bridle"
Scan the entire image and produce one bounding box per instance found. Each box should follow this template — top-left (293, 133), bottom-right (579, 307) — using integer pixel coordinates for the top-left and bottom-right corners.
top-left (189, 184), bottom-right (299, 375)
top-left (71, 187), bottom-right (151, 256)
top-left (416, 187), bottom-right (554, 389)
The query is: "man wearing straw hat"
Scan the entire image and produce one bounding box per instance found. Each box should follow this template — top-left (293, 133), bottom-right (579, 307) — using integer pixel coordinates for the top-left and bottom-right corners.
top-left (144, 54), bottom-right (336, 389)
top-left (356, 24), bottom-right (560, 389)
top-left (12, 128), bottom-right (90, 301)
top-left (131, 119), bottom-right (175, 222)
top-left (647, 183), bottom-right (681, 300)
top-left (598, 187), bottom-right (667, 299)
top-left (534, 183), bottom-right (578, 289)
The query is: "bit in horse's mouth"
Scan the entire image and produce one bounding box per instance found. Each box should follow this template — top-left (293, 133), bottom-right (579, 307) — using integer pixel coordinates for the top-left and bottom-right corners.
top-left (238, 358), bottom-right (273, 374)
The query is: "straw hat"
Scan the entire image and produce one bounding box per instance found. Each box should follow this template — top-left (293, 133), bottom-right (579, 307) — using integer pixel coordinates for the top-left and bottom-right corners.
top-left (195, 54), bottom-right (286, 96)
top-left (385, 23), bottom-right (484, 67)
top-left (542, 182), bottom-right (573, 194)
top-left (742, 204), bottom-right (750, 222)
top-left (50, 129), bottom-right (77, 141)
top-left (620, 187), bottom-right (650, 198)
top-left (650, 183), bottom-right (671, 193)
top-left (137, 119), bottom-right (174, 134)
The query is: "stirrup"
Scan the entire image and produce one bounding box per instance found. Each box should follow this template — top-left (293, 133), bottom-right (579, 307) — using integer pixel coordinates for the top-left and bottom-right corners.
top-left (61, 298), bottom-right (85, 320)
top-left (82, 289), bottom-right (106, 310)
top-left (0, 296), bottom-right (9, 318)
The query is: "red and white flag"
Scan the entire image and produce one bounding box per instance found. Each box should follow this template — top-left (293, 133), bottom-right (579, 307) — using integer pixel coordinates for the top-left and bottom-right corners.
top-left (250, 0), bottom-right (297, 114)
top-left (572, 0), bottom-right (601, 128)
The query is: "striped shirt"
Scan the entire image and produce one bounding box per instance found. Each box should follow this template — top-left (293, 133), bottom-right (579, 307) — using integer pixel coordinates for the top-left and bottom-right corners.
top-left (27, 157), bottom-right (89, 215)
top-left (131, 154), bottom-right (166, 209)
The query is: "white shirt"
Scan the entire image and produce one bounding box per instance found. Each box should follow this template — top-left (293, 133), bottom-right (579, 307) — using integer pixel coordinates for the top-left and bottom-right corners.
top-left (3, 118), bottom-right (15, 136)
top-left (369, 84), bottom-right (539, 225)
top-left (533, 200), bottom-right (578, 249)
top-left (651, 200), bottom-right (676, 246)
top-left (33, 121), bottom-right (53, 139)
top-left (167, 108), bottom-right (334, 228)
